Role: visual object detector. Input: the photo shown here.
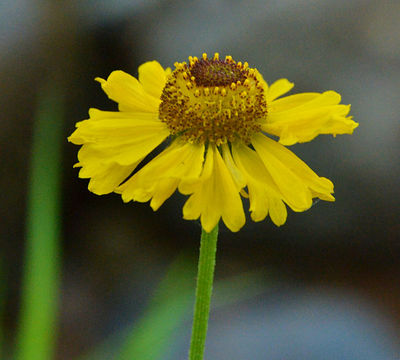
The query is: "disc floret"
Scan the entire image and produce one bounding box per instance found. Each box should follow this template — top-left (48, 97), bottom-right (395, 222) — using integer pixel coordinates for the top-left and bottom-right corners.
top-left (159, 53), bottom-right (267, 145)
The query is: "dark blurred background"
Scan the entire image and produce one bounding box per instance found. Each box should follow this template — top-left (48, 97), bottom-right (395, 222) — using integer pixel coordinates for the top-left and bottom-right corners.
top-left (1, 0), bottom-right (400, 359)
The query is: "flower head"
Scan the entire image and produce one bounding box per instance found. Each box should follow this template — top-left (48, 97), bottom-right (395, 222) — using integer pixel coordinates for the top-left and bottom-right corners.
top-left (68, 53), bottom-right (358, 232)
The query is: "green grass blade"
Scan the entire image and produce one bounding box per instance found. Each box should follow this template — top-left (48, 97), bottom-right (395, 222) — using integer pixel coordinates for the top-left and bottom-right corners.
top-left (115, 256), bottom-right (196, 360)
top-left (77, 252), bottom-right (268, 360)
top-left (76, 255), bottom-right (196, 360)
top-left (15, 85), bottom-right (63, 360)
top-left (116, 269), bottom-right (268, 360)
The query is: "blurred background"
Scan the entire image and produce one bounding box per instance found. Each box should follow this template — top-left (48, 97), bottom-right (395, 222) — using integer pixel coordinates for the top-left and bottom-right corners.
top-left (1, 0), bottom-right (400, 359)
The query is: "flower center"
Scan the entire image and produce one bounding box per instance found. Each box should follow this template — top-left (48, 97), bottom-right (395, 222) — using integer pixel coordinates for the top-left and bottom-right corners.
top-left (159, 53), bottom-right (267, 145)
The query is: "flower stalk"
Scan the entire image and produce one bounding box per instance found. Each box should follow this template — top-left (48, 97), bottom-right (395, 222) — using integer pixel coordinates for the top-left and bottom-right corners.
top-left (189, 224), bottom-right (219, 360)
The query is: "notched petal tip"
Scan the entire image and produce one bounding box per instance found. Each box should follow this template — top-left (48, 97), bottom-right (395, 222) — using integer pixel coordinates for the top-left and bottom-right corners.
top-left (67, 130), bottom-right (84, 145)
top-left (348, 116), bottom-right (359, 132)
top-left (138, 61), bottom-right (168, 99)
top-left (95, 76), bottom-right (106, 84)
top-left (94, 70), bottom-right (161, 113)
top-left (267, 78), bottom-right (295, 102)
top-left (223, 221), bottom-right (244, 233)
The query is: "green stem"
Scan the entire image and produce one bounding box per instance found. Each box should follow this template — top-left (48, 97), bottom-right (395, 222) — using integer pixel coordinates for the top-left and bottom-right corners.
top-left (15, 85), bottom-right (63, 360)
top-left (188, 224), bottom-right (219, 360)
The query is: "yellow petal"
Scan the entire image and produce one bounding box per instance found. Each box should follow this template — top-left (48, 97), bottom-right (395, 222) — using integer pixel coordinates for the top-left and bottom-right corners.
top-left (268, 93), bottom-right (320, 113)
top-left (95, 70), bottom-right (160, 112)
top-left (232, 143), bottom-right (283, 222)
top-left (183, 145), bottom-right (245, 232)
top-left (68, 111), bottom-right (166, 144)
top-left (69, 112), bottom-right (170, 196)
top-left (70, 116), bottom-right (169, 166)
top-left (252, 133), bottom-right (334, 208)
top-left (138, 61), bottom-right (168, 99)
top-left (117, 141), bottom-right (205, 210)
top-left (149, 178), bottom-right (180, 211)
top-left (264, 90), bottom-right (358, 145)
top-left (178, 143), bottom-right (213, 195)
top-left (269, 198), bottom-right (287, 226)
top-left (76, 158), bottom-right (137, 195)
top-left (259, 138), bottom-right (335, 201)
top-left (266, 79), bottom-right (294, 102)
top-left (221, 143), bottom-right (246, 191)
top-left (87, 108), bottom-right (162, 122)
top-left (252, 133), bottom-right (313, 211)
top-left (194, 148), bottom-right (221, 232)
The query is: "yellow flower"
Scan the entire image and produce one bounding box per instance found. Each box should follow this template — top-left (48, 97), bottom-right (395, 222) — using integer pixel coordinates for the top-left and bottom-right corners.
top-left (68, 53), bottom-right (358, 232)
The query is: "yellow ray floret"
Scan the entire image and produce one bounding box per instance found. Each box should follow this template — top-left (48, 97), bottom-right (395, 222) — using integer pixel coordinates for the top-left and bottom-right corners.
top-left (181, 144), bottom-right (245, 232)
top-left (116, 140), bottom-right (205, 211)
top-left (261, 79), bottom-right (358, 145)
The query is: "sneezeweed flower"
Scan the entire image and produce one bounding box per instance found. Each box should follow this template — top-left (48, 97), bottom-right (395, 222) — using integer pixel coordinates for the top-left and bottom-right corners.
top-left (69, 53), bottom-right (357, 360)
top-left (68, 53), bottom-right (357, 232)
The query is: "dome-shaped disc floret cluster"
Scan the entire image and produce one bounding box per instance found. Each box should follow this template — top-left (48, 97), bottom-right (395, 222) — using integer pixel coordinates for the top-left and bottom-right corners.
top-left (159, 53), bottom-right (267, 145)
